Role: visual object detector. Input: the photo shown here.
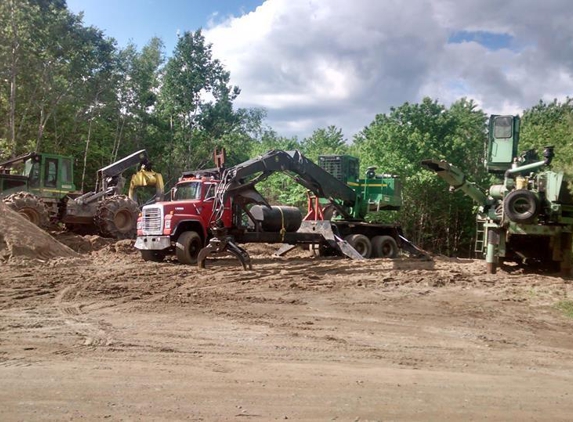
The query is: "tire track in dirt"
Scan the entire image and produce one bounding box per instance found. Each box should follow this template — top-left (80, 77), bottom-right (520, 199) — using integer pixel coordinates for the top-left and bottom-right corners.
top-left (54, 284), bottom-right (115, 347)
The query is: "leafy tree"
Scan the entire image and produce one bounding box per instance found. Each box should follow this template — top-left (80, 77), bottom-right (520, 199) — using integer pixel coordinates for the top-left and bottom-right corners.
top-left (520, 98), bottom-right (573, 176)
top-left (301, 125), bottom-right (348, 161)
top-left (246, 130), bottom-right (307, 206)
top-left (112, 38), bottom-right (165, 160)
top-left (0, 0), bottom-right (43, 155)
top-left (160, 29), bottom-right (241, 180)
top-left (354, 98), bottom-right (487, 255)
top-left (0, 0), bottom-right (119, 191)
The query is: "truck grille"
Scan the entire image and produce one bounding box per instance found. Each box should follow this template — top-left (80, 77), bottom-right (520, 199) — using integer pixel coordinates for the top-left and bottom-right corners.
top-left (141, 206), bottom-right (163, 235)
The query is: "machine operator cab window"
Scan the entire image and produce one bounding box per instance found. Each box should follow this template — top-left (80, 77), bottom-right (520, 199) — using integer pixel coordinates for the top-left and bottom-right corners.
top-left (44, 158), bottom-right (58, 188)
top-left (493, 115), bottom-right (513, 139)
top-left (61, 158), bottom-right (73, 184)
top-left (24, 158), bottom-right (41, 188)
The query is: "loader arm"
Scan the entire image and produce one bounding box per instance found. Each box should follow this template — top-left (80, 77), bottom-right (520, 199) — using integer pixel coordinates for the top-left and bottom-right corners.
top-left (421, 159), bottom-right (489, 206)
top-left (217, 150), bottom-right (358, 209)
top-left (201, 149), bottom-right (367, 269)
top-left (96, 149), bottom-right (150, 194)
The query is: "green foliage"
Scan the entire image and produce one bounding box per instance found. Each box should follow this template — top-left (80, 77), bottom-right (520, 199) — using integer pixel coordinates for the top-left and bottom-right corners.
top-left (301, 125), bottom-right (348, 161)
top-left (158, 29), bottom-right (249, 182)
top-left (247, 130), bottom-right (306, 207)
top-left (520, 98), bottom-right (573, 176)
top-left (354, 98), bottom-right (487, 255)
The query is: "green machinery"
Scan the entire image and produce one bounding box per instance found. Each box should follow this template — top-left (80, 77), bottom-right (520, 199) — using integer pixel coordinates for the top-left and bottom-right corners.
top-left (0, 152), bottom-right (76, 226)
top-left (317, 154), bottom-right (401, 219)
top-left (422, 115), bottom-right (573, 274)
top-left (0, 150), bottom-right (163, 238)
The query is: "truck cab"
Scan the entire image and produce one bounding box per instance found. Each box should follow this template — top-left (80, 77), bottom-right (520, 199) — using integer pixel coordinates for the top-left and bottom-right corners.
top-left (135, 175), bottom-right (231, 263)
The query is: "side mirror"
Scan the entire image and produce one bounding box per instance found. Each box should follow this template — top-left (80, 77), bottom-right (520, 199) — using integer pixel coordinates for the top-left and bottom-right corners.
top-left (170, 187), bottom-right (176, 201)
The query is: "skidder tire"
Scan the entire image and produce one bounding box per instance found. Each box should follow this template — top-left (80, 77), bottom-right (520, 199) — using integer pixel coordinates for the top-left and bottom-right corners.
top-left (3, 192), bottom-right (49, 227)
top-left (141, 250), bottom-right (166, 262)
top-left (176, 231), bottom-right (202, 265)
top-left (371, 235), bottom-right (399, 258)
top-left (504, 189), bottom-right (539, 224)
top-left (344, 234), bottom-right (372, 258)
top-left (95, 195), bottom-right (139, 239)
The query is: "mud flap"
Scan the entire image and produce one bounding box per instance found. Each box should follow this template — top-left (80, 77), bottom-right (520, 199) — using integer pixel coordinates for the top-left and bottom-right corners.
top-left (197, 236), bottom-right (252, 270)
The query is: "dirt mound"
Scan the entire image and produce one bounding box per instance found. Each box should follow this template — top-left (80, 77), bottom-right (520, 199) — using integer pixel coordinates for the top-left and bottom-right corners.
top-left (95, 239), bottom-right (137, 255)
top-left (0, 202), bottom-right (79, 263)
top-left (54, 232), bottom-right (115, 254)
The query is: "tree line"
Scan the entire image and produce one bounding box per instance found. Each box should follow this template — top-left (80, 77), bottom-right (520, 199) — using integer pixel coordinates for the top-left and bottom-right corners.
top-left (2, 0), bottom-right (572, 255)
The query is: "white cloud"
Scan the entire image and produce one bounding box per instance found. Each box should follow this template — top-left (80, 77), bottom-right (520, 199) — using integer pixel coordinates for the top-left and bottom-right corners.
top-left (205, 0), bottom-right (573, 139)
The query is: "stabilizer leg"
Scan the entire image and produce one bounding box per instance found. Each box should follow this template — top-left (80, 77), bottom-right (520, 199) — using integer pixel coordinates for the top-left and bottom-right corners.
top-left (274, 244), bottom-right (297, 257)
top-left (333, 236), bottom-right (364, 260)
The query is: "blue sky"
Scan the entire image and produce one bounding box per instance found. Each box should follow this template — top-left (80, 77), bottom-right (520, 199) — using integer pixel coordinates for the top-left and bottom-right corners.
top-left (66, 0), bottom-right (573, 140)
top-left (67, 0), bottom-right (265, 53)
top-left (448, 31), bottom-right (515, 51)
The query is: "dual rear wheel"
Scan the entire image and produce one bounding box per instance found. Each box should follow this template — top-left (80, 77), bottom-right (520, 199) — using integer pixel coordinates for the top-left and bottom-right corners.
top-left (344, 234), bottom-right (398, 259)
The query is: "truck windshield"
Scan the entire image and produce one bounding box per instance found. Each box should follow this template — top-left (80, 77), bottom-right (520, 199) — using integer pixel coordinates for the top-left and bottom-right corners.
top-left (173, 181), bottom-right (201, 200)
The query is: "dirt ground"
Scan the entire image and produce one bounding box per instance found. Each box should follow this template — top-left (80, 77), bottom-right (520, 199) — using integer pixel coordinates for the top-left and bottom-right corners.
top-left (2, 218), bottom-right (573, 420)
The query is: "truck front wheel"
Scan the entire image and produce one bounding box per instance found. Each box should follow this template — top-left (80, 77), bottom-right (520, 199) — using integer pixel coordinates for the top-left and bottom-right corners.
top-left (176, 231), bottom-right (202, 265)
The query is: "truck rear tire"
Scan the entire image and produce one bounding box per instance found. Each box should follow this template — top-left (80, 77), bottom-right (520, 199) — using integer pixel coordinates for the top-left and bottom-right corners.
top-left (95, 195), bottom-right (140, 239)
top-left (141, 250), bottom-right (166, 262)
top-left (3, 192), bottom-right (49, 228)
top-left (371, 235), bottom-right (398, 258)
top-left (176, 231), bottom-right (202, 265)
top-left (344, 234), bottom-right (372, 258)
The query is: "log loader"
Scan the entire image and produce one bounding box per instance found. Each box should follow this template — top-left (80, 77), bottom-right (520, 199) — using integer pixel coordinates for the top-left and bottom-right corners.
top-left (135, 149), bottom-right (424, 268)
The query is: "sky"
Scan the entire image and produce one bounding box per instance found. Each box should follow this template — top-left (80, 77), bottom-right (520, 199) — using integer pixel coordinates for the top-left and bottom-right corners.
top-left (67, 0), bottom-right (573, 140)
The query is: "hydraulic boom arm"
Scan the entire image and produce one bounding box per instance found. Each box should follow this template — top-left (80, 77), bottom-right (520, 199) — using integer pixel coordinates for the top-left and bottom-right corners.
top-left (217, 150), bottom-right (358, 208)
top-left (421, 159), bottom-right (489, 206)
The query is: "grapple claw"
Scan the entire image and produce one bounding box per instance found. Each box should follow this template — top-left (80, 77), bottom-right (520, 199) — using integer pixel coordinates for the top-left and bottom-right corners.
top-left (197, 236), bottom-right (252, 270)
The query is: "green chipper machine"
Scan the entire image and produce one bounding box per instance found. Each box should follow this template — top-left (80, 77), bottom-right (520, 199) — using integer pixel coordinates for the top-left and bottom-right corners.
top-left (422, 115), bottom-right (573, 275)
